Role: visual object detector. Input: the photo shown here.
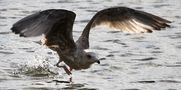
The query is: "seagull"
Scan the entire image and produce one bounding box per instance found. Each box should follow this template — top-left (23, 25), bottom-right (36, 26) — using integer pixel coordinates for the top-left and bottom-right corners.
top-left (11, 7), bottom-right (171, 82)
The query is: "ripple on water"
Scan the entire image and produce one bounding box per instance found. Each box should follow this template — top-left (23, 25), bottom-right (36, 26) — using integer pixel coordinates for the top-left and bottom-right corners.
top-left (57, 0), bottom-right (76, 3)
top-left (0, 16), bottom-right (7, 19)
top-left (120, 53), bottom-right (141, 57)
top-left (165, 64), bottom-right (181, 67)
top-left (134, 6), bottom-right (143, 10)
top-left (0, 24), bottom-right (7, 26)
top-left (109, 51), bottom-right (120, 54)
top-left (151, 50), bottom-right (163, 54)
top-left (135, 62), bottom-right (162, 67)
top-left (163, 34), bottom-right (181, 39)
top-left (133, 80), bottom-right (156, 83)
top-left (110, 65), bottom-right (123, 70)
top-left (104, 39), bottom-right (128, 46)
top-left (176, 45), bottom-right (181, 49)
top-left (145, 45), bottom-right (160, 50)
top-left (93, 46), bottom-right (109, 50)
top-left (175, 16), bottom-right (181, 19)
top-left (86, 10), bottom-right (99, 13)
top-left (18, 47), bottom-right (35, 53)
top-left (21, 10), bottom-right (35, 14)
top-left (76, 20), bottom-right (89, 23)
top-left (107, 31), bottom-right (121, 34)
top-left (132, 57), bottom-right (157, 61)
top-left (0, 51), bottom-right (14, 55)
top-left (0, 32), bottom-right (11, 35)
top-left (152, 4), bottom-right (170, 8)
top-left (8, 8), bottom-right (20, 10)
top-left (99, 57), bottom-right (106, 60)
top-left (23, 87), bottom-right (60, 90)
top-left (106, 54), bottom-right (114, 57)
top-left (0, 9), bottom-right (7, 11)
top-left (100, 63), bottom-right (109, 66)
top-left (63, 83), bottom-right (85, 89)
top-left (159, 80), bottom-right (181, 83)
top-left (121, 89), bottom-right (140, 90)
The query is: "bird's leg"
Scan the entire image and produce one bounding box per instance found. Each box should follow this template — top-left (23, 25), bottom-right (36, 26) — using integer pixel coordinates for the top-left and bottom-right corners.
top-left (57, 65), bottom-right (73, 82)
top-left (56, 63), bottom-right (72, 75)
top-left (69, 67), bottom-right (73, 82)
top-left (55, 59), bottom-right (62, 67)
top-left (55, 60), bottom-right (72, 82)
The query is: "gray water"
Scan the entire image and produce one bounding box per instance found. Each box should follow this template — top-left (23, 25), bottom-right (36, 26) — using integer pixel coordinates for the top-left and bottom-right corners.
top-left (0, 0), bottom-right (181, 90)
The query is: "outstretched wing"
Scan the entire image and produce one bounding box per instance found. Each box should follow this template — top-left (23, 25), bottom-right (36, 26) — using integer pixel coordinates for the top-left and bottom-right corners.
top-left (76, 7), bottom-right (171, 49)
top-left (11, 9), bottom-right (76, 52)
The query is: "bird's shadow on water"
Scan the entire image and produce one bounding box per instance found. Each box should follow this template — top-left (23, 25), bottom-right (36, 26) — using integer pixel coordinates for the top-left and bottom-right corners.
top-left (23, 80), bottom-right (97, 90)
top-left (46, 80), bottom-right (98, 90)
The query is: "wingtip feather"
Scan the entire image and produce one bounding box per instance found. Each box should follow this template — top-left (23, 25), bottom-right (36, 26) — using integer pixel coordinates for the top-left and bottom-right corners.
top-left (11, 26), bottom-right (20, 34)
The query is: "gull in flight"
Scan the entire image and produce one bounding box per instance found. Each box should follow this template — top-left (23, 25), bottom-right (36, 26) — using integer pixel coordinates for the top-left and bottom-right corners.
top-left (11, 7), bottom-right (171, 82)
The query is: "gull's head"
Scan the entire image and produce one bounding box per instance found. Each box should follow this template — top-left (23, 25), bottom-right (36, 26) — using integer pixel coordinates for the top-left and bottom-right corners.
top-left (81, 49), bottom-right (100, 69)
top-left (86, 51), bottom-right (100, 64)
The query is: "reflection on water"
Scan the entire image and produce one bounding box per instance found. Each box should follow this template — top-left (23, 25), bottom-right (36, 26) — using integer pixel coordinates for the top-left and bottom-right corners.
top-left (0, 0), bottom-right (181, 90)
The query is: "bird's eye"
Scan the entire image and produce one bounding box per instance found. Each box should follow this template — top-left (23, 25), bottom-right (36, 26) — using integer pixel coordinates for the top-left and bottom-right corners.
top-left (87, 54), bottom-right (92, 59)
